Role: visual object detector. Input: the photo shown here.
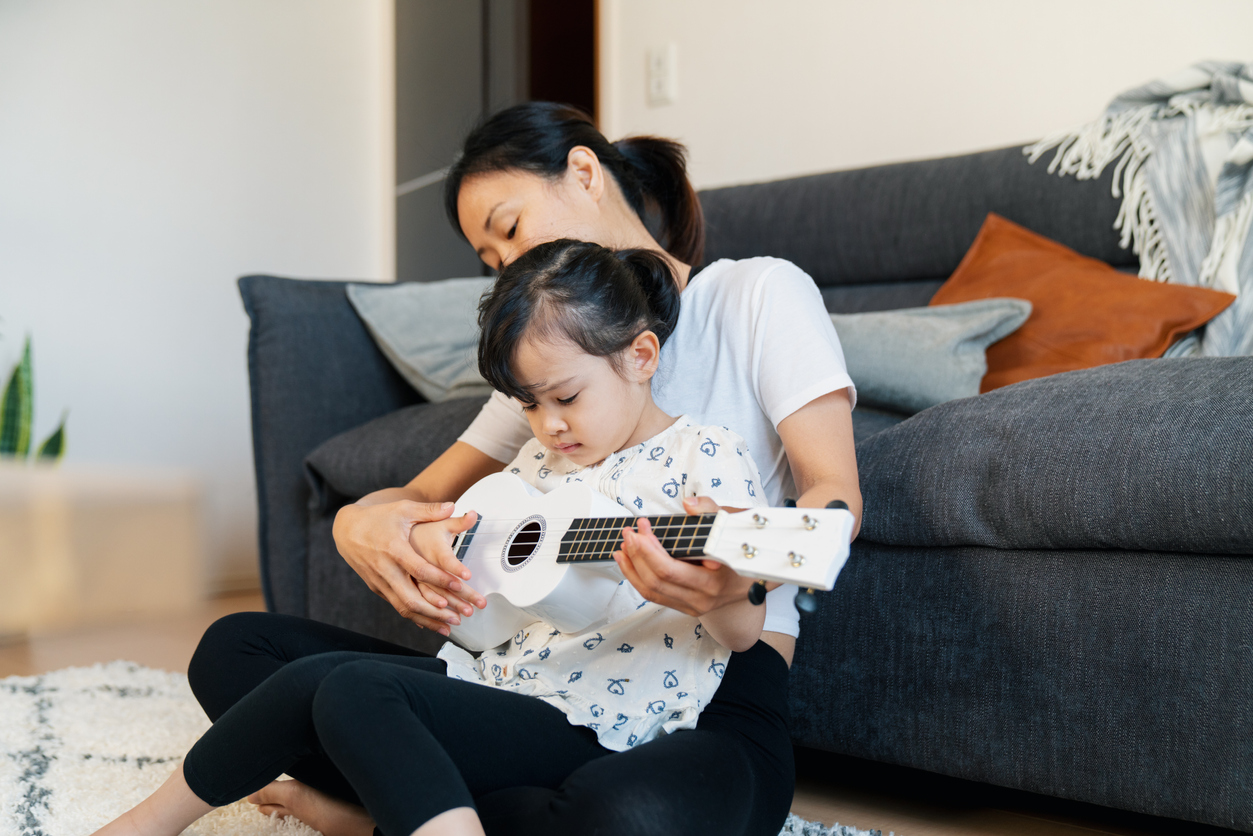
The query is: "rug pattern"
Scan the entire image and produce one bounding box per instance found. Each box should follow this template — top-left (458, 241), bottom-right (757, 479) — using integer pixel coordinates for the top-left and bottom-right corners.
top-left (0, 662), bottom-right (886, 836)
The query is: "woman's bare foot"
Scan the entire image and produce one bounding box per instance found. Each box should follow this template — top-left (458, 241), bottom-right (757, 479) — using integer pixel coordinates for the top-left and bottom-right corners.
top-left (247, 780), bottom-right (375, 836)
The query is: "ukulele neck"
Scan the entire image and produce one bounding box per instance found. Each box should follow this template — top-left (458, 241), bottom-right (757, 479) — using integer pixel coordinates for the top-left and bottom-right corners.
top-left (556, 513), bottom-right (718, 564)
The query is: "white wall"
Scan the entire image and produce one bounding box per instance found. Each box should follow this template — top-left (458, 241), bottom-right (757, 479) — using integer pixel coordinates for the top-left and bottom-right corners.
top-left (599, 0), bottom-right (1253, 189)
top-left (0, 1), bottom-right (394, 590)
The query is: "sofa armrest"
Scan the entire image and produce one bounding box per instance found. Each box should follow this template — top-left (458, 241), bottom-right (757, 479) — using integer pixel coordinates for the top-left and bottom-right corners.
top-left (239, 275), bottom-right (424, 615)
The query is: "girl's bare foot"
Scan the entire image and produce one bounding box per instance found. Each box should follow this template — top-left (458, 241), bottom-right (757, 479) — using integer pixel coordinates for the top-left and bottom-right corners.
top-left (247, 780), bottom-right (375, 836)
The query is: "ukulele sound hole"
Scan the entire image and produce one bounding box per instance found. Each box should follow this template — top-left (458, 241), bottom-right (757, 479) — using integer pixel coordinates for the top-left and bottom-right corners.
top-left (505, 518), bottom-right (545, 568)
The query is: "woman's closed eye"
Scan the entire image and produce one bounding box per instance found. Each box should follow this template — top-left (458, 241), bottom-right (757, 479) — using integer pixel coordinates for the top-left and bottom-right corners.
top-left (557, 394), bottom-right (578, 405)
top-left (507, 220), bottom-right (518, 240)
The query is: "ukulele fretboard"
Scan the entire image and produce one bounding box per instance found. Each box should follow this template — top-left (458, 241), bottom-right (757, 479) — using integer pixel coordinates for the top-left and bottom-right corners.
top-left (557, 514), bottom-right (717, 564)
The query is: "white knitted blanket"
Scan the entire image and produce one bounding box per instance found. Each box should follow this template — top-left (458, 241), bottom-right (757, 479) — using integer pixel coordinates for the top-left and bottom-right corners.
top-left (1025, 60), bottom-right (1253, 356)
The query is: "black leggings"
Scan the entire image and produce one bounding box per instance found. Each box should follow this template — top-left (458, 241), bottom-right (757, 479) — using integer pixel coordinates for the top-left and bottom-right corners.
top-left (184, 612), bottom-right (794, 836)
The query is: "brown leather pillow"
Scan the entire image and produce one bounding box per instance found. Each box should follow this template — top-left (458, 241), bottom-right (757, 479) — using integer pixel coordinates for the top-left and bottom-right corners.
top-left (930, 213), bottom-right (1235, 392)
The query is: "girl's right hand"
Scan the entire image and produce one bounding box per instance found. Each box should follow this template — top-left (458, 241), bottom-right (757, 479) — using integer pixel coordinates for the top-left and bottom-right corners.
top-left (332, 500), bottom-right (486, 635)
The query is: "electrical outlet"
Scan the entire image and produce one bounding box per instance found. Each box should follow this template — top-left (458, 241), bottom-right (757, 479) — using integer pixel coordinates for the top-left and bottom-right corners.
top-left (647, 43), bottom-right (678, 107)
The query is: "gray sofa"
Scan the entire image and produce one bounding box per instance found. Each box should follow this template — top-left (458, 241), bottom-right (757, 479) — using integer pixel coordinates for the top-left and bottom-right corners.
top-left (239, 144), bottom-right (1252, 832)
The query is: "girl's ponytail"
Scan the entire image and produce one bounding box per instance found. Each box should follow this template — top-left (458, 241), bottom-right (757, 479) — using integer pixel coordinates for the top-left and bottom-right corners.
top-left (612, 137), bottom-right (706, 267)
top-left (447, 102), bottom-right (706, 267)
top-left (616, 248), bottom-right (681, 344)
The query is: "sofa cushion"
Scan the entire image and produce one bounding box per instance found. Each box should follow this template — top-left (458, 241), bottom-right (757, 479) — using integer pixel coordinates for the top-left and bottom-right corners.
top-left (699, 144), bottom-right (1135, 288)
top-left (857, 358), bottom-right (1253, 553)
top-left (305, 396), bottom-right (490, 510)
top-left (930, 214), bottom-right (1235, 391)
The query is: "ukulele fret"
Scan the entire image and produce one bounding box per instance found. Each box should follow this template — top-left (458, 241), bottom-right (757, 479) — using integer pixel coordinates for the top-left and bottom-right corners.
top-left (556, 514), bottom-right (716, 564)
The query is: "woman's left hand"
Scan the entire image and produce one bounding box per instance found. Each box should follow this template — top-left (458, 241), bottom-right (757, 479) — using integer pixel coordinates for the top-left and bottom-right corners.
top-left (613, 496), bottom-right (756, 617)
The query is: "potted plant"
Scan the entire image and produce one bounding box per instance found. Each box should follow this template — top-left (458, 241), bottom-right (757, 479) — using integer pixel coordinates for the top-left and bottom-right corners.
top-left (1, 336), bottom-right (66, 461)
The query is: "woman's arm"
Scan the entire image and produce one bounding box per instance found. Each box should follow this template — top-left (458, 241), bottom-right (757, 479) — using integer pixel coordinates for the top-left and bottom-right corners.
top-left (333, 441), bottom-right (504, 633)
top-left (777, 388), bottom-right (862, 538)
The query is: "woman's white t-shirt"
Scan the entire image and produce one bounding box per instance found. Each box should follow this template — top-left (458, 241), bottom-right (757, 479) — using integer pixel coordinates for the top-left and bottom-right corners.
top-left (458, 256), bottom-right (856, 637)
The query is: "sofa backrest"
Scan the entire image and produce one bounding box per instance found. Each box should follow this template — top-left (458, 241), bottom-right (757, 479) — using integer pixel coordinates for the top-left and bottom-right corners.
top-left (698, 145), bottom-right (1135, 312)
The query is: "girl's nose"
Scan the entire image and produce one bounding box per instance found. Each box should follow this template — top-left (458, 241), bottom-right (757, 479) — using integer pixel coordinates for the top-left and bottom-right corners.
top-left (542, 411), bottom-right (567, 436)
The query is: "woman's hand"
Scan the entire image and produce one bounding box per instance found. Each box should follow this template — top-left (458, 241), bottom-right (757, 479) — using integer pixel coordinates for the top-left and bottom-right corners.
top-left (333, 499), bottom-right (486, 635)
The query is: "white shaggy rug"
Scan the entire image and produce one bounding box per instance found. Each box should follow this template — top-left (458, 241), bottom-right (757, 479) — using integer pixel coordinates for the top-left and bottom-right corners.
top-left (0, 662), bottom-right (889, 836)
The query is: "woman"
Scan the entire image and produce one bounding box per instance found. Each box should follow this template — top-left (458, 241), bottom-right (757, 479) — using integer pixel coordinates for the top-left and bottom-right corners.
top-left (189, 102), bottom-right (861, 836)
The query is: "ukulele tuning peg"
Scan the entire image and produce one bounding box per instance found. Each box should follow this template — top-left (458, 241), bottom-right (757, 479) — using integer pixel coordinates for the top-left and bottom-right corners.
top-left (752, 513), bottom-right (768, 529)
top-left (783, 498), bottom-right (797, 507)
top-left (801, 514), bottom-right (817, 531)
top-left (796, 588), bottom-right (818, 614)
top-left (741, 543), bottom-right (757, 559)
top-left (747, 581), bottom-right (767, 606)
top-left (825, 499), bottom-right (849, 510)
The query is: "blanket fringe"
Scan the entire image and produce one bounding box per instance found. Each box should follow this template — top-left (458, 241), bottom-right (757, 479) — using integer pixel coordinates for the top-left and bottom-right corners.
top-left (1024, 102), bottom-right (1253, 285)
top-left (1197, 190), bottom-right (1253, 293)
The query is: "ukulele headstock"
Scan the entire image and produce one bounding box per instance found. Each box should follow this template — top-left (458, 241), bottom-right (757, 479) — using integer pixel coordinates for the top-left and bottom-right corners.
top-left (703, 506), bottom-right (854, 590)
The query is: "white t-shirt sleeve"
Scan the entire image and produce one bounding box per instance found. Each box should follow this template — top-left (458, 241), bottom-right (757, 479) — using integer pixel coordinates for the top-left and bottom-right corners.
top-left (750, 261), bottom-right (857, 425)
top-left (457, 390), bottom-right (534, 464)
top-left (763, 584), bottom-right (800, 637)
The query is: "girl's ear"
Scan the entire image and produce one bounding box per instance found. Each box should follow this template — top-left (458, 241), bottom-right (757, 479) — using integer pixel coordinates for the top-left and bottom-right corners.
top-left (567, 146), bottom-right (606, 203)
top-left (627, 331), bottom-right (662, 382)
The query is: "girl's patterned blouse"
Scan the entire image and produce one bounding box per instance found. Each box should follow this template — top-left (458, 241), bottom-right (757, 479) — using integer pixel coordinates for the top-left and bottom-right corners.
top-left (437, 416), bottom-right (766, 751)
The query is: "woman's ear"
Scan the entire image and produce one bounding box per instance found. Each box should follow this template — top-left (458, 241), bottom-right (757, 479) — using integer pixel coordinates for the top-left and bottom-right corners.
top-left (627, 331), bottom-right (662, 381)
top-left (567, 146), bottom-right (606, 203)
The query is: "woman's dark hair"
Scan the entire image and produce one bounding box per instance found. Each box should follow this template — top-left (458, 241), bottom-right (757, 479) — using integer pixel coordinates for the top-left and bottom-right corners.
top-left (478, 239), bottom-right (681, 402)
top-left (445, 101), bottom-right (704, 266)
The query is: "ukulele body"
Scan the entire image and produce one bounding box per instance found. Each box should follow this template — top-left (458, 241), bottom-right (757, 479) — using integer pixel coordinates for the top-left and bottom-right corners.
top-left (447, 472), bottom-right (628, 652)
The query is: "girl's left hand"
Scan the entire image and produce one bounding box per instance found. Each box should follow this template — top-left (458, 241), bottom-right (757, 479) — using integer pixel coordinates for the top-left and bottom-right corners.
top-left (614, 496), bottom-right (757, 617)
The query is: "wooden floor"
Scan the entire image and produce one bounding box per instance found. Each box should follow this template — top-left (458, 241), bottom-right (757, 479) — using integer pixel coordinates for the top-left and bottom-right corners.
top-left (0, 593), bottom-right (1234, 836)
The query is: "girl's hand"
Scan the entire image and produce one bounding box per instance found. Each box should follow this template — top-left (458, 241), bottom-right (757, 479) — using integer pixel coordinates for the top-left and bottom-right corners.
top-left (333, 500), bottom-right (486, 635)
top-left (613, 496), bottom-right (757, 617)
top-left (616, 500), bottom-right (767, 651)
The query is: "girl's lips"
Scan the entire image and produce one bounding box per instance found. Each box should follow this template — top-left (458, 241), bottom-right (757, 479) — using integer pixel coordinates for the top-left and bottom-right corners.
top-left (555, 443), bottom-right (581, 452)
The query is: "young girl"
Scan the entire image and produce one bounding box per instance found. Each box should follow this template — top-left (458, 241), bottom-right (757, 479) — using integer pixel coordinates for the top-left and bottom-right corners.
top-left (93, 239), bottom-right (776, 836)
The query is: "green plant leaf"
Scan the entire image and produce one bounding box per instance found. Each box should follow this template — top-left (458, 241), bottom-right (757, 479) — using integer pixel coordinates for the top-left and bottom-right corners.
top-left (0, 337), bottom-right (32, 458)
top-left (36, 411), bottom-right (67, 462)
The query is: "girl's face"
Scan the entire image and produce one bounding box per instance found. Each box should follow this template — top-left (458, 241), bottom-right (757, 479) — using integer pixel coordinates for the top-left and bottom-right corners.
top-left (510, 332), bottom-right (661, 468)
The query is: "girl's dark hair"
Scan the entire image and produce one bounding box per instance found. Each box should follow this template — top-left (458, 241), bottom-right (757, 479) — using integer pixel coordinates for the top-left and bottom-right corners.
top-left (478, 239), bottom-right (681, 402)
top-left (445, 101), bottom-right (704, 266)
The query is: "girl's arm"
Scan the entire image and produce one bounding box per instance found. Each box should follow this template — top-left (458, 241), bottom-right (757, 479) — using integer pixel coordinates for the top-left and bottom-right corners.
top-left (621, 518), bottom-right (766, 652)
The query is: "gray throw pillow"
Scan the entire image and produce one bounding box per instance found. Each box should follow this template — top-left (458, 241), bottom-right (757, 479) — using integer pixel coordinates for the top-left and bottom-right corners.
top-left (347, 278), bottom-right (494, 403)
top-left (831, 299), bottom-right (1031, 414)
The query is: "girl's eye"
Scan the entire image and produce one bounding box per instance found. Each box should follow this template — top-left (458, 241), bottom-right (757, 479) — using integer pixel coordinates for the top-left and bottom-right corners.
top-left (506, 221), bottom-right (518, 240)
top-left (521, 402), bottom-right (538, 412)
top-left (558, 394), bottom-right (578, 406)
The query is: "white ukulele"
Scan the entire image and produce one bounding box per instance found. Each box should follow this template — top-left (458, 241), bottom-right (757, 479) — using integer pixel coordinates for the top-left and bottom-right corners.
top-left (444, 472), bottom-right (854, 652)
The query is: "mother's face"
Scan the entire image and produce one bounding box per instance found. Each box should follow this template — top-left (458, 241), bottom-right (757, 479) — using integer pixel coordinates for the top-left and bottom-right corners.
top-left (456, 152), bottom-right (609, 271)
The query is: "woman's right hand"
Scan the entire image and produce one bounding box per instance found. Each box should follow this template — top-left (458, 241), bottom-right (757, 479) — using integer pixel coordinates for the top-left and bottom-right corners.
top-left (333, 499), bottom-right (486, 635)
